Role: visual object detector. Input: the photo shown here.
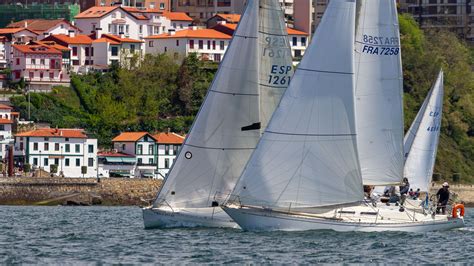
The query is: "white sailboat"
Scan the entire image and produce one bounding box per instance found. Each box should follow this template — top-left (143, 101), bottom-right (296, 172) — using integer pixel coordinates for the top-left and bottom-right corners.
top-left (222, 0), bottom-right (464, 232)
top-left (143, 0), bottom-right (293, 229)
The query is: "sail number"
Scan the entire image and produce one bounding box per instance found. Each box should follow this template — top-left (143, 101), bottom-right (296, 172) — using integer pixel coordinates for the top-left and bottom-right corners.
top-left (268, 65), bottom-right (292, 85)
top-left (362, 35), bottom-right (399, 46)
top-left (361, 34), bottom-right (399, 56)
top-left (263, 47), bottom-right (291, 58)
top-left (265, 36), bottom-right (287, 47)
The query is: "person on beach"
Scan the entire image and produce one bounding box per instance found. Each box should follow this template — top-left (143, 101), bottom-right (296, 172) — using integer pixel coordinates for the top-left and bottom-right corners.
top-left (436, 182), bottom-right (450, 214)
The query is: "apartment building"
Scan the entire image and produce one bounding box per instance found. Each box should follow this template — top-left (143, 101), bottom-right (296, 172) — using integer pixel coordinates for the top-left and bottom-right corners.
top-left (11, 44), bottom-right (70, 91)
top-left (14, 128), bottom-right (98, 178)
top-left (144, 28), bottom-right (231, 62)
top-left (171, 0), bottom-right (247, 23)
top-left (153, 131), bottom-right (184, 177)
top-left (399, 0), bottom-right (474, 42)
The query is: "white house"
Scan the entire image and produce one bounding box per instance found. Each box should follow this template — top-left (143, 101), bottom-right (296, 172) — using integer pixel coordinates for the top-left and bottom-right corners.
top-left (145, 28), bottom-right (231, 62)
top-left (6, 19), bottom-right (82, 41)
top-left (0, 28), bottom-right (39, 68)
top-left (97, 151), bottom-right (136, 178)
top-left (0, 104), bottom-right (16, 160)
top-left (14, 128), bottom-right (98, 178)
top-left (42, 33), bottom-right (94, 72)
top-left (112, 132), bottom-right (158, 178)
top-left (91, 34), bottom-right (144, 69)
top-left (153, 132), bottom-right (184, 178)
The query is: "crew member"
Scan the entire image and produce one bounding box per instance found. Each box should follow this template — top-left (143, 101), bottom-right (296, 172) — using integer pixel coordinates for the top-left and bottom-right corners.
top-left (436, 182), bottom-right (450, 214)
top-left (399, 177), bottom-right (410, 205)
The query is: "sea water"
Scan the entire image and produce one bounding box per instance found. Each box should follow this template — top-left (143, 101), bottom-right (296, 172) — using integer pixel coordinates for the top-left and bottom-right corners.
top-left (1, 206), bottom-right (472, 264)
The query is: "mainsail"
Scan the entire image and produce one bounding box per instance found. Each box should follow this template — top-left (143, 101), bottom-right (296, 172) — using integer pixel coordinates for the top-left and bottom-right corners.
top-left (354, 0), bottom-right (404, 185)
top-left (153, 0), bottom-right (292, 209)
top-left (231, 0), bottom-right (364, 210)
top-left (404, 70), bottom-right (444, 192)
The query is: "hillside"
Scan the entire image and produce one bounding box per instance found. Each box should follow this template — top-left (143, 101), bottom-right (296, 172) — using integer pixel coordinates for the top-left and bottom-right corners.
top-left (9, 15), bottom-right (474, 182)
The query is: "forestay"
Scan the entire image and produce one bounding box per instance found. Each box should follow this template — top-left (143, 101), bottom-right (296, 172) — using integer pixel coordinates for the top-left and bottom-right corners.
top-left (354, 0), bottom-right (404, 186)
top-left (231, 0), bottom-right (364, 210)
top-left (153, 0), bottom-right (292, 209)
top-left (404, 71), bottom-right (444, 192)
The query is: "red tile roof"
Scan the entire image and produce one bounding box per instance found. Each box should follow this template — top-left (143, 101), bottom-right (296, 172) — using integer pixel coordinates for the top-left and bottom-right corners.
top-left (162, 11), bottom-right (193, 22)
top-left (75, 6), bottom-right (119, 19)
top-left (92, 37), bottom-right (119, 45)
top-left (154, 132), bottom-right (185, 144)
top-left (146, 29), bottom-right (231, 40)
top-left (101, 34), bottom-right (143, 43)
top-left (31, 41), bottom-right (70, 51)
top-left (214, 13), bottom-right (241, 24)
top-left (0, 104), bottom-right (13, 110)
top-left (98, 151), bottom-right (135, 157)
top-left (15, 128), bottom-right (88, 138)
top-left (45, 34), bottom-right (94, 45)
top-left (13, 44), bottom-right (62, 55)
top-left (112, 132), bottom-right (156, 142)
top-left (6, 19), bottom-right (81, 34)
top-left (287, 28), bottom-right (308, 36)
top-left (0, 119), bottom-right (12, 124)
top-left (0, 28), bottom-right (38, 35)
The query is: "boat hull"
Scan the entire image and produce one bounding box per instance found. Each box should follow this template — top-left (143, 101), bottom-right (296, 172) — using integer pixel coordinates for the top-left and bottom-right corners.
top-left (143, 206), bottom-right (238, 229)
top-left (223, 206), bottom-right (464, 232)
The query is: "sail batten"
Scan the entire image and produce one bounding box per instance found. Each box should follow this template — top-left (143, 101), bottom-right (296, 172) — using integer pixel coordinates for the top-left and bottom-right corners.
top-left (354, 0), bottom-right (404, 186)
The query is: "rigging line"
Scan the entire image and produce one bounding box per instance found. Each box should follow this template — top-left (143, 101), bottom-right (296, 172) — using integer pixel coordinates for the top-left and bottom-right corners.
top-left (258, 31), bottom-right (287, 37)
top-left (234, 34), bottom-right (258, 39)
top-left (184, 143), bottom-right (255, 150)
top-left (266, 131), bottom-right (356, 137)
top-left (298, 68), bottom-right (353, 75)
top-left (209, 89), bottom-right (259, 97)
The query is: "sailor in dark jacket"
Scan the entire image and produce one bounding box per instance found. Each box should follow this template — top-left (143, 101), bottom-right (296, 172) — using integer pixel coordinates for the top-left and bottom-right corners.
top-left (436, 182), bottom-right (450, 214)
top-left (399, 177), bottom-right (410, 205)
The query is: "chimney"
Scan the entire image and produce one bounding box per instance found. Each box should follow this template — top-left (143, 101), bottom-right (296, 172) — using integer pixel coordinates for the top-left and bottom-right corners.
top-left (24, 21), bottom-right (28, 28)
top-left (119, 32), bottom-right (124, 38)
top-left (95, 27), bottom-right (103, 39)
top-left (168, 29), bottom-right (175, 36)
top-left (218, 20), bottom-right (226, 25)
top-left (68, 30), bottom-right (75, 38)
top-left (167, 127), bottom-right (170, 134)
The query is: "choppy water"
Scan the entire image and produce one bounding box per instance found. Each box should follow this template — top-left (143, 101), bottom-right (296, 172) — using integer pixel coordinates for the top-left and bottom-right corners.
top-left (0, 206), bottom-right (473, 264)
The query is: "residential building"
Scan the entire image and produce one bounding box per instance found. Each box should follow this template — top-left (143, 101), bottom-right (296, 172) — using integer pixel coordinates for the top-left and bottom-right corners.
top-left (153, 131), bottom-right (184, 177)
top-left (112, 132), bottom-right (158, 178)
top-left (14, 128), bottom-right (98, 178)
top-left (91, 33), bottom-right (144, 70)
top-left (94, 0), bottom-right (171, 11)
top-left (6, 19), bottom-right (82, 40)
top-left (97, 151), bottom-right (136, 178)
top-left (206, 13), bottom-right (242, 28)
top-left (43, 33), bottom-right (95, 72)
top-left (293, 0), bottom-right (321, 37)
top-left (171, 0), bottom-right (247, 23)
top-left (0, 36), bottom-right (7, 68)
top-left (0, 104), bottom-right (15, 160)
top-left (144, 28), bottom-right (231, 62)
top-left (11, 43), bottom-right (70, 91)
top-left (279, 0), bottom-right (294, 26)
top-left (0, 28), bottom-right (39, 68)
top-left (399, 0), bottom-right (474, 43)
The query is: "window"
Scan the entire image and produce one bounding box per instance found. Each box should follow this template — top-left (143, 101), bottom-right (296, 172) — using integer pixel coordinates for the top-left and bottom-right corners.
top-left (214, 54), bottom-right (221, 62)
top-left (111, 46), bottom-right (118, 56)
top-left (91, 47), bottom-right (94, 56)
top-left (88, 158), bottom-right (94, 167)
top-left (165, 145), bottom-right (169, 155)
top-left (301, 37), bottom-right (307, 46)
top-left (189, 40), bottom-right (194, 49)
top-left (65, 158), bottom-right (70, 166)
top-left (137, 144), bottom-right (143, 155)
top-left (138, 158), bottom-right (142, 165)
top-left (40, 59), bottom-right (45, 65)
top-left (72, 60), bottom-right (80, 66)
top-left (31, 59), bottom-right (36, 65)
top-left (72, 47), bottom-right (78, 56)
top-left (220, 41), bottom-right (225, 50)
top-left (44, 143), bottom-right (49, 151)
top-left (212, 41), bottom-right (216, 50)
top-left (49, 72), bottom-right (54, 79)
top-left (164, 158), bottom-right (169, 169)
top-left (16, 58), bottom-right (20, 65)
top-left (198, 40), bottom-right (203, 49)
top-left (139, 25), bottom-right (143, 34)
top-left (76, 158), bottom-right (80, 167)
top-left (122, 144), bottom-right (126, 151)
top-left (33, 158), bottom-right (38, 166)
top-left (173, 145), bottom-right (178, 155)
top-left (149, 41), bottom-right (154, 47)
top-left (207, 40), bottom-right (211, 49)
top-left (85, 47), bottom-right (90, 56)
top-left (292, 37), bottom-right (297, 46)
top-left (20, 142), bottom-right (23, 151)
top-left (75, 144), bottom-right (80, 153)
top-left (149, 158), bottom-right (153, 165)
top-left (130, 44), bottom-right (135, 54)
top-left (55, 143), bottom-right (60, 151)
top-left (40, 72), bottom-right (44, 79)
top-left (159, 2), bottom-right (165, 9)
top-left (44, 158), bottom-right (49, 166)
top-left (33, 143), bottom-right (38, 151)
top-left (29, 72), bottom-right (34, 79)
top-left (54, 158), bottom-right (59, 165)
top-left (65, 144), bottom-right (70, 152)
top-left (176, 40), bottom-right (179, 46)
top-left (148, 145), bottom-right (153, 155)
top-left (88, 145), bottom-right (94, 153)
top-left (65, 138), bottom-right (69, 142)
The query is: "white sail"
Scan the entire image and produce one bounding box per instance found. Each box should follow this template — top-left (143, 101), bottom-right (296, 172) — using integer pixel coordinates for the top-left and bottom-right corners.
top-left (153, 0), bottom-right (292, 209)
top-left (230, 0), bottom-right (363, 210)
top-left (354, 0), bottom-right (404, 185)
top-left (404, 70), bottom-right (444, 192)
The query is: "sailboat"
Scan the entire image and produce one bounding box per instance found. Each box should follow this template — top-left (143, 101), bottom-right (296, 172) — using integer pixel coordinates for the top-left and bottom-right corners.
top-left (142, 0), bottom-right (293, 228)
top-left (222, 0), bottom-right (464, 232)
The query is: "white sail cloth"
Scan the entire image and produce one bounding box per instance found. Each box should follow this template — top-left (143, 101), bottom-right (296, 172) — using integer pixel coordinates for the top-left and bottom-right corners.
top-left (404, 71), bottom-right (444, 192)
top-left (231, 0), bottom-right (364, 210)
top-left (154, 0), bottom-right (292, 209)
top-left (354, 0), bottom-right (404, 185)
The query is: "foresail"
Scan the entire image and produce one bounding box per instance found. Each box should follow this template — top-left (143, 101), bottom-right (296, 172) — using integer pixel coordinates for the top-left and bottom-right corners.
top-left (259, 0), bottom-right (294, 130)
top-left (154, 0), bottom-right (260, 209)
top-left (354, 0), bottom-right (404, 185)
top-left (404, 71), bottom-right (444, 192)
top-left (231, 0), bottom-right (363, 210)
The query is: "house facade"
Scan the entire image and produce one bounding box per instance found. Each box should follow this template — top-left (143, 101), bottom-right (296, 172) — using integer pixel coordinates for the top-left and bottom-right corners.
top-left (14, 128), bottom-right (98, 178)
top-left (154, 132), bottom-right (184, 178)
top-left (42, 34), bottom-right (95, 72)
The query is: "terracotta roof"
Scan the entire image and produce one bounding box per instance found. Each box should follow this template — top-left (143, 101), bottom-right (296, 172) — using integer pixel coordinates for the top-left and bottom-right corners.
top-left (92, 37), bottom-right (119, 45)
top-left (32, 41), bottom-right (70, 51)
top-left (75, 6), bottom-right (119, 19)
top-left (154, 132), bottom-right (185, 144)
top-left (162, 11), bottom-right (193, 21)
top-left (0, 28), bottom-right (38, 35)
top-left (101, 34), bottom-right (143, 43)
top-left (146, 29), bottom-right (231, 40)
top-left (6, 19), bottom-right (81, 34)
top-left (214, 13), bottom-right (241, 23)
top-left (287, 28), bottom-right (308, 36)
top-left (98, 151), bottom-right (135, 157)
top-left (13, 44), bottom-right (62, 55)
top-left (0, 104), bottom-right (13, 110)
top-left (112, 132), bottom-right (156, 142)
top-left (15, 128), bottom-right (88, 138)
top-left (45, 34), bottom-right (94, 45)
top-left (0, 119), bottom-right (13, 124)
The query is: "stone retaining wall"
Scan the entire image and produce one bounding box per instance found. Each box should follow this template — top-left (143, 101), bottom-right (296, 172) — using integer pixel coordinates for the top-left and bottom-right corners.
top-left (0, 177), bottom-right (162, 206)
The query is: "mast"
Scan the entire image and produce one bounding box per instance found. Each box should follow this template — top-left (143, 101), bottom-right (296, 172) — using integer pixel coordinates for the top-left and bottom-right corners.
top-left (404, 70), bottom-right (444, 192)
top-left (230, 0), bottom-right (363, 211)
top-left (354, 0), bottom-right (405, 186)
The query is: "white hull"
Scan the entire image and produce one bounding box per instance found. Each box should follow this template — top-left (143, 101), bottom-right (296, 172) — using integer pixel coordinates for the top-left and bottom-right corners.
top-left (142, 206), bottom-right (238, 229)
top-left (223, 205), bottom-right (464, 232)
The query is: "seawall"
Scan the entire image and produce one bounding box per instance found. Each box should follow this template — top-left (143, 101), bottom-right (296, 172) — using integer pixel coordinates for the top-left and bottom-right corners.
top-left (0, 177), bottom-right (162, 206)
